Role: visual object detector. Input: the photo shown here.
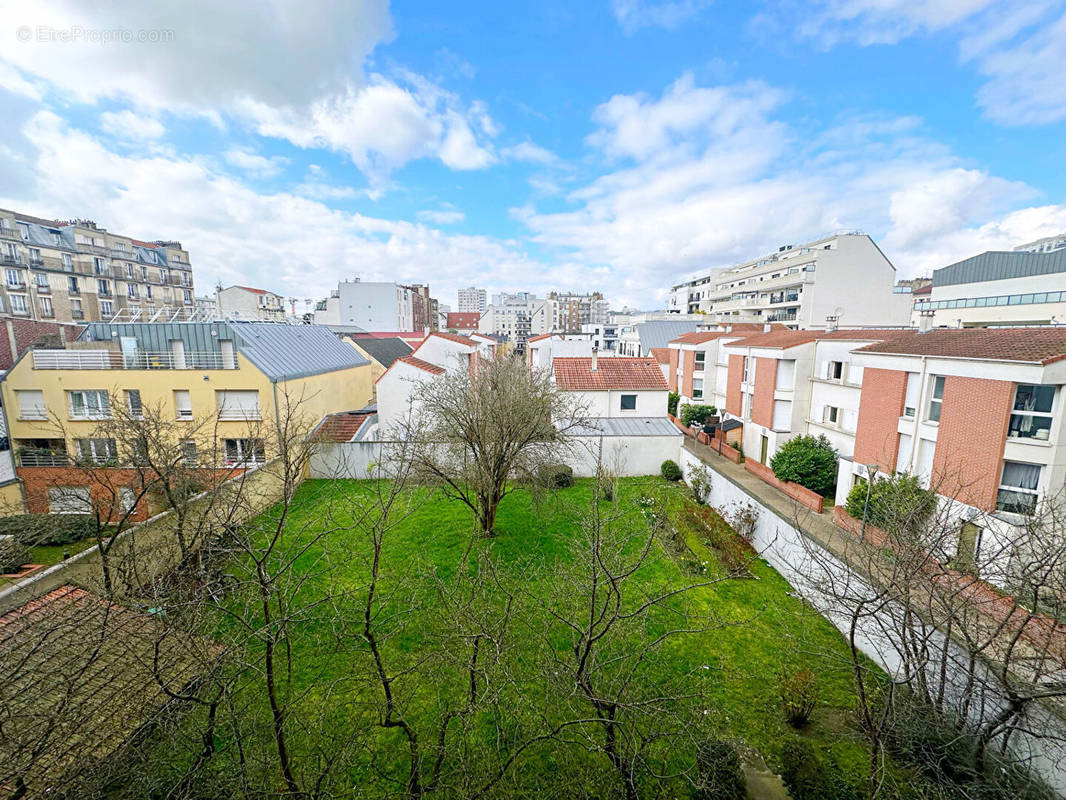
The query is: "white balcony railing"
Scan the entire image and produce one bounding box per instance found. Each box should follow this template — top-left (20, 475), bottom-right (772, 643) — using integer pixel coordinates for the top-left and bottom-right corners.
top-left (217, 408), bottom-right (261, 421)
top-left (33, 349), bottom-right (238, 370)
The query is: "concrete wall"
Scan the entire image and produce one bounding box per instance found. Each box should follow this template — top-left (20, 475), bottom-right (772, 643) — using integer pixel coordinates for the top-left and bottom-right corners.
top-left (568, 434), bottom-right (682, 477)
top-left (568, 389), bottom-right (668, 418)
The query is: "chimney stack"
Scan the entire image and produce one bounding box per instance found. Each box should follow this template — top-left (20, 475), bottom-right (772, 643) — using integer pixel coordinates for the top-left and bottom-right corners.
top-left (591, 345), bottom-right (599, 371)
top-left (918, 310), bottom-right (934, 334)
top-left (824, 314), bottom-right (838, 333)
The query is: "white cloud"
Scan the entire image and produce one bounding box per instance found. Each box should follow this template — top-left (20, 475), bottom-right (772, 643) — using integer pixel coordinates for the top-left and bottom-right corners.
top-left (612, 0), bottom-right (714, 33)
top-left (222, 148), bottom-right (288, 178)
top-left (502, 141), bottom-right (560, 165)
top-left (417, 207), bottom-right (466, 225)
top-left (100, 110), bottom-right (165, 141)
top-left (795, 0), bottom-right (996, 46)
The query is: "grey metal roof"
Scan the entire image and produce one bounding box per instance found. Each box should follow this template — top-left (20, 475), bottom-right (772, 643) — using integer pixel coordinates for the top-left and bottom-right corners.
top-left (231, 323), bottom-right (369, 381)
top-left (933, 250), bottom-right (1066, 287)
top-left (569, 416), bottom-right (682, 437)
top-left (350, 336), bottom-right (412, 368)
top-left (78, 321), bottom-right (369, 381)
top-left (635, 321), bottom-right (699, 353)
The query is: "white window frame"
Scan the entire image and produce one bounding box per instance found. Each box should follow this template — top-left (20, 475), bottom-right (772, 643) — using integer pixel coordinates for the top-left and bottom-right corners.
top-left (48, 486), bottom-right (91, 514)
top-left (125, 389), bottom-right (143, 419)
top-left (224, 438), bottom-right (265, 466)
top-left (1008, 384), bottom-right (1054, 442)
top-left (39, 296), bottom-right (53, 317)
top-left (16, 389), bottom-right (46, 420)
top-left (9, 294), bottom-right (27, 315)
top-left (69, 389), bottom-right (111, 420)
top-left (927, 376), bottom-right (945, 423)
top-left (76, 437), bottom-right (117, 464)
top-left (997, 461), bottom-right (1041, 516)
top-left (174, 389), bottom-right (193, 419)
top-left (692, 378), bottom-right (704, 400)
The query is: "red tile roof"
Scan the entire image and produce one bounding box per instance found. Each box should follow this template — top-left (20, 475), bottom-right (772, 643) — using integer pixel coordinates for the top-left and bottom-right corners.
top-left (233, 285), bottom-right (268, 295)
top-left (649, 347), bottom-right (672, 364)
top-left (726, 328), bottom-right (912, 349)
top-left (669, 331), bottom-right (728, 345)
top-left (856, 328), bottom-right (1066, 365)
top-left (553, 357), bottom-right (668, 390)
top-left (427, 331), bottom-right (479, 347)
top-left (399, 355), bottom-right (446, 374)
top-left (446, 312), bottom-right (482, 329)
top-left (527, 333), bottom-right (553, 343)
top-left (720, 322), bottom-right (789, 332)
top-left (312, 410), bottom-right (374, 442)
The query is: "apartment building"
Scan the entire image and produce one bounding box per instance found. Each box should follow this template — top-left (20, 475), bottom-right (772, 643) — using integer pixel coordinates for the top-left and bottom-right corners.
top-left (1015, 232), bottom-right (1066, 254)
top-left (667, 233), bottom-right (912, 329)
top-left (445, 312), bottom-right (482, 335)
top-left (846, 328), bottom-right (1066, 578)
top-left (216, 285), bottom-right (287, 321)
top-left (479, 297), bottom-right (553, 351)
top-left (0, 321), bottom-right (374, 516)
top-left (314, 280), bottom-right (425, 331)
top-left (912, 249), bottom-right (1066, 328)
top-left (549, 291), bottom-right (608, 332)
top-left (581, 321), bottom-right (621, 352)
top-left (457, 286), bottom-right (487, 313)
top-left (527, 332), bottom-right (600, 369)
top-left (0, 209), bottom-right (195, 324)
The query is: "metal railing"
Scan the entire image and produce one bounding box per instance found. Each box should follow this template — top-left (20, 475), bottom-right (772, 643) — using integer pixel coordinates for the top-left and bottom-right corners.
top-left (17, 449), bottom-right (70, 467)
top-left (32, 349), bottom-right (239, 370)
top-left (217, 408), bottom-right (261, 421)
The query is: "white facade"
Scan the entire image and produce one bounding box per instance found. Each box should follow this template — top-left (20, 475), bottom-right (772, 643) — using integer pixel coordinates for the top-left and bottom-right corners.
top-left (480, 298), bottom-right (553, 347)
top-left (564, 389), bottom-right (668, 418)
top-left (1015, 233), bottom-right (1066, 254)
top-left (314, 280), bottom-right (417, 331)
top-left (217, 285), bottom-right (286, 321)
top-left (581, 321), bottom-right (621, 352)
top-left (528, 333), bottom-right (600, 369)
top-left (567, 427), bottom-right (682, 477)
top-left (669, 234), bottom-right (911, 329)
top-left (457, 287), bottom-right (487, 313)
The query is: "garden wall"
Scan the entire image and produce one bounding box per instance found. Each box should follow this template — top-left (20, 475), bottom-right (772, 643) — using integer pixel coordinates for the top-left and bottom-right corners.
top-left (743, 459), bottom-right (824, 513)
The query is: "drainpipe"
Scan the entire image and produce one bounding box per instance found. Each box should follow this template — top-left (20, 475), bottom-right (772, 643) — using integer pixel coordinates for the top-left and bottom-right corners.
top-left (908, 355), bottom-right (928, 474)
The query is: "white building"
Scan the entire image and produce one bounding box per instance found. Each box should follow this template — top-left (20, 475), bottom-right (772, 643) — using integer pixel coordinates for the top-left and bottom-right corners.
top-left (480, 296), bottom-right (553, 350)
top-left (912, 249), bottom-right (1066, 328)
top-left (1015, 233), bottom-right (1066, 254)
top-left (668, 233), bottom-right (912, 329)
top-left (217, 285), bottom-right (287, 321)
top-left (314, 280), bottom-right (417, 331)
top-left (527, 332), bottom-right (601, 369)
top-left (552, 352), bottom-right (668, 418)
top-left (457, 287), bottom-right (487, 313)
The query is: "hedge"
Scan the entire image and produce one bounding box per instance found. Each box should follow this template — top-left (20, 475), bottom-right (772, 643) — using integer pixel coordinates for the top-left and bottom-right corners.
top-left (537, 464), bottom-right (574, 489)
top-left (661, 460), bottom-right (683, 481)
top-left (0, 536), bottom-right (31, 573)
top-left (0, 514), bottom-right (97, 546)
top-left (769, 435), bottom-right (838, 497)
top-left (844, 472), bottom-right (937, 537)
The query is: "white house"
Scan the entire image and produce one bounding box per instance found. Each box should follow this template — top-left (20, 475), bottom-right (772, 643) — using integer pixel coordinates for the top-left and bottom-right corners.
top-left (527, 332), bottom-right (600, 369)
top-left (552, 352), bottom-right (668, 418)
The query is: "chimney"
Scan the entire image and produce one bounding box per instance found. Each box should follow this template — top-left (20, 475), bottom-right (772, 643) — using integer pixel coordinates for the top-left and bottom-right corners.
top-left (824, 314), bottom-right (838, 333)
top-left (763, 323), bottom-right (771, 333)
top-left (918, 310), bottom-right (934, 334)
top-left (591, 345), bottom-right (599, 371)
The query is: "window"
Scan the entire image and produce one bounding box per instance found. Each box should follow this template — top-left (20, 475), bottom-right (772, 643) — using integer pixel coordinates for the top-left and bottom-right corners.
top-left (35, 273), bottom-right (49, 290)
top-left (16, 389), bottom-right (46, 420)
top-left (823, 405), bottom-right (840, 425)
top-left (997, 461), bottom-right (1041, 516)
top-left (76, 437), bottom-right (117, 464)
top-left (70, 297), bottom-right (82, 317)
top-left (125, 389), bottom-right (143, 418)
top-left (28, 248), bottom-right (41, 265)
top-left (694, 350), bottom-right (705, 369)
top-left (127, 283), bottom-right (139, 299)
top-left (777, 360), bottom-right (796, 391)
top-left (100, 299), bottom-right (112, 317)
top-left (61, 253), bottom-right (72, 271)
top-left (93, 257), bottom-right (105, 274)
top-left (619, 394), bottom-right (637, 411)
top-left (97, 279), bottom-right (110, 295)
top-left (120, 488), bottom-right (137, 513)
top-left (773, 399), bottom-right (791, 430)
top-left (927, 376), bottom-right (945, 422)
top-left (1008, 384), bottom-right (1054, 441)
top-left (181, 439), bottom-right (197, 467)
top-left (6, 268), bottom-right (21, 287)
top-left (49, 486), bottom-right (91, 514)
top-left (68, 276), bottom-right (79, 294)
top-left (216, 390), bottom-right (260, 420)
top-left (174, 389), bottom-right (192, 419)
top-left (742, 357), bottom-right (751, 383)
top-left (826, 360), bottom-right (844, 381)
top-left (125, 263), bottom-right (134, 278)
top-left (69, 390), bottom-right (110, 419)
top-left (692, 378), bottom-right (704, 400)
top-left (224, 438), bottom-right (265, 466)
top-left (9, 295), bottom-right (27, 315)
top-left (903, 372), bottom-right (920, 418)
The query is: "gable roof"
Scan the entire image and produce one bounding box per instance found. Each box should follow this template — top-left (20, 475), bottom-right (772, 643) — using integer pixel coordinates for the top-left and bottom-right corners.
top-left (649, 347), bottom-right (672, 364)
top-left (229, 285), bottom-right (268, 295)
top-left (527, 333), bottom-right (553, 344)
top-left (231, 322), bottom-right (370, 380)
top-left (553, 356), bottom-right (668, 391)
top-left (669, 331), bottom-right (728, 345)
top-left (350, 335), bottom-right (413, 368)
top-left (426, 330), bottom-right (479, 347)
top-left (725, 328), bottom-right (911, 350)
top-left (312, 409), bottom-right (376, 442)
top-left (397, 355), bottom-right (446, 375)
top-left (856, 328), bottom-right (1066, 365)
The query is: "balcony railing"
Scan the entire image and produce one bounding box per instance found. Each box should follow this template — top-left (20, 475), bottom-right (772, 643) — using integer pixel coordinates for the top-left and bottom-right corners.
top-left (71, 310), bottom-right (84, 319)
top-left (0, 254), bottom-right (23, 266)
top-left (28, 258), bottom-right (43, 268)
top-left (35, 283), bottom-right (50, 294)
top-left (217, 408), bottom-right (261, 421)
top-left (32, 348), bottom-right (239, 370)
top-left (17, 449), bottom-right (70, 467)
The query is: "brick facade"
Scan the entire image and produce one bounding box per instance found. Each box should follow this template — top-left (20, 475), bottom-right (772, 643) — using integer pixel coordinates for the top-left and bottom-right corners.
top-left (853, 368), bottom-right (907, 472)
top-left (0, 318), bottom-right (83, 371)
top-left (726, 354), bottom-right (744, 416)
top-left (931, 377), bottom-right (1014, 511)
top-left (681, 350), bottom-right (695, 398)
top-left (18, 466), bottom-right (154, 521)
top-left (668, 348), bottom-right (679, 392)
top-left (751, 357), bottom-right (777, 428)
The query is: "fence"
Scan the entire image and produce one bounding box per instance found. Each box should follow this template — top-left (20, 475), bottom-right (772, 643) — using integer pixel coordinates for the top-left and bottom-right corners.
top-left (32, 349), bottom-right (238, 370)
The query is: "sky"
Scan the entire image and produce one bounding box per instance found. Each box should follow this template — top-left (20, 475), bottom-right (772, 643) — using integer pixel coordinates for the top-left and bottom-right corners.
top-left (0, 0), bottom-right (1064, 314)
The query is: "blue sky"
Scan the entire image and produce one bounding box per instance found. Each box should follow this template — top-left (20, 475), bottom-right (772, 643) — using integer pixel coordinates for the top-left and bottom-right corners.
top-left (0, 0), bottom-right (1064, 312)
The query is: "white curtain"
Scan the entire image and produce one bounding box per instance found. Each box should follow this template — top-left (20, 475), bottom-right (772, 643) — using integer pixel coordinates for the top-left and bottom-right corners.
top-left (1001, 461), bottom-right (1040, 491)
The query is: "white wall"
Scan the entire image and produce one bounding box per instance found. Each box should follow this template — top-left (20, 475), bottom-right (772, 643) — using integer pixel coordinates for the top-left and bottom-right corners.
top-left (377, 361), bottom-right (431, 434)
top-left (567, 389), bottom-right (668, 417)
top-left (567, 434), bottom-right (681, 477)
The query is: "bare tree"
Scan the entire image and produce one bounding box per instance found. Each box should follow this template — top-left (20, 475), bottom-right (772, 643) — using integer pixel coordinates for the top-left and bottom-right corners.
top-left (403, 356), bottom-right (587, 537)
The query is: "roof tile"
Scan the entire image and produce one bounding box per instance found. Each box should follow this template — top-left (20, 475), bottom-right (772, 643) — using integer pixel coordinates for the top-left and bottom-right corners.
top-left (553, 356), bottom-right (668, 390)
top-left (856, 328), bottom-right (1066, 365)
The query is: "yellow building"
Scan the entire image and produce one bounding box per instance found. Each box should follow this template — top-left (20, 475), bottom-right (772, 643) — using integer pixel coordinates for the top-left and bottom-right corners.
top-left (0, 321), bottom-right (374, 514)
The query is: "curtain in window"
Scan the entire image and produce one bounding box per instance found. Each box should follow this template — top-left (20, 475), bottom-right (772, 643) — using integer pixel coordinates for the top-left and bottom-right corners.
top-left (1001, 461), bottom-right (1040, 491)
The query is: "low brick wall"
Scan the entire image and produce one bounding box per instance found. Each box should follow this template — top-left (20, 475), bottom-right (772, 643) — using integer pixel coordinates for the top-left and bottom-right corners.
top-left (832, 505), bottom-right (891, 547)
top-left (744, 459), bottom-right (824, 513)
top-left (709, 433), bottom-right (743, 463)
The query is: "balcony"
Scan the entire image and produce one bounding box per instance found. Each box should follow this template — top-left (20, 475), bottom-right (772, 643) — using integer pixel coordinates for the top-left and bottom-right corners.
top-left (217, 408), bottom-right (261, 421)
top-left (70, 310), bottom-right (84, 319)
top-left (0, 253), bottom-right (23, 266)
top-left (28, 258), bottom-right (43, 268)
top-left (32, 348), bottom-right (239, 370)
top-left (35, 283), bottom-right (50, 294)
top-left (5, 281), bottom-right (26, 291)
top-left (17, 449), bottom-right (70, 467)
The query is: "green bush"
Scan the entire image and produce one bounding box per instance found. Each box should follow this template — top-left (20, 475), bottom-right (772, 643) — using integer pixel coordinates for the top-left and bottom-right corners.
top-left (668, 391), bottom-right (679, 417)
top-left (661, 460), bottom-right (683, 482)
top-left (780, 667), bottom-right (818, 727)
top-left (844, 472), bottom-right (937, 537)
top-left (537, 463), bottom-right (574, 488)
top-left (0, 514), bottom-right (96, 546)
top-left (693, 738), bottom-right (746, 800)
top-left (680, 404), bottom-right (717, 427)
top-left (780, 738), bottom-right (861, 800)
top-left (769, 435), bottom-right (838, 497)
top-left (0, 535), bottom-right (31, 573)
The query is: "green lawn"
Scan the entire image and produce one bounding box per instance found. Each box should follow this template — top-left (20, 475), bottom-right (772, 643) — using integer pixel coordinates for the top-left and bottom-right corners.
top-left (137, 477), bottom-right (883, 797)
top-left (0, 537), bottom-right (98, 587)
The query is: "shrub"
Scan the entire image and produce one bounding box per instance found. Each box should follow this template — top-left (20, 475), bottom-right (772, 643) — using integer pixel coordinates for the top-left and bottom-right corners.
top-left (693, 738), bottom-right (746, 800)
top-left (844, 472), bottom-right (937, 538)
top-left (597, 476), bottom-right (615, 501)
top-left (680, 404), bottom-right (717, 427)
top-left (780, 667), bottom-right (818, 727)
top-left (668, 391), bottom-right (679, 417)
top-left (661, 460), bottom-right (683, 482)
top-left (769, 435), bottom-right (838, 497)
top-left (0, 535), bottom-right (30, 573)
top-left (537, 463), bottom-right (573, 488)
top-left (780, 738), bottom-right (861, 800)
top-left (0, 514), bottom-right (96, 546)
